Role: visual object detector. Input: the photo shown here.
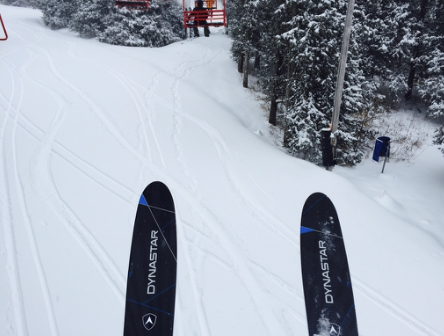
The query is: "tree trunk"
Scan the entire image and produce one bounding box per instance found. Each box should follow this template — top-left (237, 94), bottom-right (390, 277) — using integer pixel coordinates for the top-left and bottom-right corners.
top-left (243, 49), bottom-right (249, 88)
top-left (405, 0), bottom-right (429, 101)
top-left (238, 53), bottom-right (244, 73)
top-left (286, 59), bottom-right (294, 110)
top-left (405, 59), bottom-right (416, 101)
top-left (269, 94), bottom-right (277, 126)
top-left (254, 51), bottom-right (260, 70)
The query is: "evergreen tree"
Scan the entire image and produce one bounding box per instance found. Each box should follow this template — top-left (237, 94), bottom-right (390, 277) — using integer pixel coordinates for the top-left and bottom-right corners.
top-left (255, 0), bottom-right (289, 126)
top-left (362, 0), bottom-right (443, 103)
top-left (228, 0), bottom-right (262, 88)
top-left (418, 1), bottom-right (444, 112)
top-left (0, 0), bottom-right (40, 8)
top-left (227, 0), bottom-right (245, 62)
top-left (99, 0), bottom-right (185, 47)
top-left (41, 0), bottom-right (184, 46)
top-left (360, 0), bottom-right (416, 102)
top-left (420, 49), bottom-right (444, 118)
top-left (41, 0), bottom-right (79, 30)
top-left (69, 0), bottom-right (113, 38)
top-left (420, 48), bottom-right (444, 154)
top-left (434, 126), bottom-right (444, 156)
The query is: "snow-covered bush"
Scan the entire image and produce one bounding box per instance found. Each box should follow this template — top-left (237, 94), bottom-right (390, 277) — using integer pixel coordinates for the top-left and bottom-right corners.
top-left (434, 126), bottom-right (444, 155)
top-left (365, 109), bottom-right (431, 162)
top-left (41, 0), bottom-right (185, 47)
top-left (418, 48), bottom-right (444, 155)
top-left (41, 0), bottom-right (79, 30)
top-left (0, 0), bottom-right (41, 8)
top-left (69, 0), bottom-right (113, 38)
top-left (99, 1), bottom-right (185, 47)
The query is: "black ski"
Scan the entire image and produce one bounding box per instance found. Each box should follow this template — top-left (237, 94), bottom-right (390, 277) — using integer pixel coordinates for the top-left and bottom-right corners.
top-left (124, 181), bottom-right (177, 335)
top-left (300, 192), bottom-right (358, 336)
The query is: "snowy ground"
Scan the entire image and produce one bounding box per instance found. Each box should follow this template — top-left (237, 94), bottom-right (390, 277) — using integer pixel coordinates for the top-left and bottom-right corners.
top-left (1, 5), bottom-right (444, 336)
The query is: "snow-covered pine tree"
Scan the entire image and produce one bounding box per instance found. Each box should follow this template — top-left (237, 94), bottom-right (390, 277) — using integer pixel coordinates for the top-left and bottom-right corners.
top-left (282, 0), bottom-right (365, 166)
top-left (419, 43), bottom-right (444, 120)
top-left (365, 0), bottom-right (442, 103)
top-left (403, 0), bottom-right (434, 101)
top-left (41, 0), bottom-right (79, 30)
top-left (99, 0), bottom-right (185, 47)
top-left (420, 44), bottom-right (444, 154)
top-left (353, 1), bottom-right (399, 98)
top-left (69, 0), bottom-right (113, 38)
top-left (418, 1), bottom-right (444, 113)
top-left (227, 0), bottom-right (245, 64)
top-left (228, 0), bottom-right (262, 88)
top-left (434, 126), bottom-right (444, 156)
top-left (362, 0), bottom-right (415, 102)
top-left (0, 0), bottom-right (40, 8)
top-left (255, 0), bottom-right (289, 126)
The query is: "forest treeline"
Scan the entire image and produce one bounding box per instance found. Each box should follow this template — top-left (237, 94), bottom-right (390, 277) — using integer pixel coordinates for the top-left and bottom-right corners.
top-left (0, 0), bottom-right (186, 47)
top-left (228, 0), bottom-right (444, 164)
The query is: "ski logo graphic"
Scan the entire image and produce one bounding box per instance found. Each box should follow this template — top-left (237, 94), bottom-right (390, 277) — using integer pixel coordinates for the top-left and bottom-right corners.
top-left (142, 313), bottom-right (157, 330)
top-left (319, 240), bottom-right (333, 304)
top-left (314, 322), bottom-right (341, 336)
top-left (327, 323), bottom-right (341, 336)
top-left (147, 230), bottom-right (158, 294)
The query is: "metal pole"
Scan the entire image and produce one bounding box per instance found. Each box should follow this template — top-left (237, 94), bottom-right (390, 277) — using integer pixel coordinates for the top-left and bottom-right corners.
top-left (381, 142), bottom-right (390, 174)
top-left (328, 0), bottom-right (355, 171)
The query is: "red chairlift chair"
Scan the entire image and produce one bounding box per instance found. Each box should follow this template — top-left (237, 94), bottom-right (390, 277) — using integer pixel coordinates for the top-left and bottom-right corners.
top-left (0, 13), bottom-right (7, 41)
top-left (183, 0), bottom-right (226, 30)
top-left (115, 0), bottom-right (150, 10)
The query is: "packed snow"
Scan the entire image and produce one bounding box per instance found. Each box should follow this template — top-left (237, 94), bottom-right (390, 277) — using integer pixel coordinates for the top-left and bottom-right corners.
top-left (1, 5), bottom-right (444, 336)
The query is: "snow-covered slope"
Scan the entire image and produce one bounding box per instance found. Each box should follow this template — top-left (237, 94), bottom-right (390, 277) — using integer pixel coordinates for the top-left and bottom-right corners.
top-left (1, 5), bottom-right (443, 336)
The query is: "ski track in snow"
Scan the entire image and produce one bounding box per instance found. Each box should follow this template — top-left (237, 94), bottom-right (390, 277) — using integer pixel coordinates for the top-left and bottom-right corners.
top-left (177, 218), bottom-right (212, 335)
top-left (0, 38), bottom-right (29, 336)
top-left (170, 44), bottom-right (215, 194)
top-left (353, 278), bottom-right (441, 336)
top-left (24, 42), bottom-right (127, 297)
top-left (167, 45), bottom-right (298, 334)
top-left (66, 50), bottom-right (169, 169)
top-left (14, 49), bottom-right (60, 336)
top-left (169, 47), bottom-right (217, 335)
top-left (1, 23), bottom-right (129, 335)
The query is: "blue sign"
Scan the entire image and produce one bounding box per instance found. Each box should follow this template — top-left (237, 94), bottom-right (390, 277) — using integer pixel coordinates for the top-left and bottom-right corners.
top-left (372, 136), bottom-right (390, 162)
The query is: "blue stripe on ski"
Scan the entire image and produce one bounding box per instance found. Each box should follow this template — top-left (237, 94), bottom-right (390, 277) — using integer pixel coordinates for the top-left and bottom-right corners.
top-left (139, 194), bottom-right (148, 206)
top-left (143, 284), bottom-right (176, 305)
top-left (301, 226), bottom-right (314, 234)
top-left (340, 303), bottom-right (356, 327)
top-left (162, 218), bottom-right (175, 231)
top-left (126, 299), bottom-right (174, 316)
top-left (302, 193), bottom-right (326, 215)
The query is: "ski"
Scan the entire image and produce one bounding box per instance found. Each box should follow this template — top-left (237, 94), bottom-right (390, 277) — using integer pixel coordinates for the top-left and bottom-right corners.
top-left (124, 181), bottom-right (177, 335)
top-left (300, 192), bottom-right (358, 336)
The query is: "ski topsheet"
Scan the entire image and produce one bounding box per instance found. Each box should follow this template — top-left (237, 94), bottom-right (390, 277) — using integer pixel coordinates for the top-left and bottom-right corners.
top-left (124, 181), bottom-right (177, 336)
top-left (300, 193), bottom-right (358, 336)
